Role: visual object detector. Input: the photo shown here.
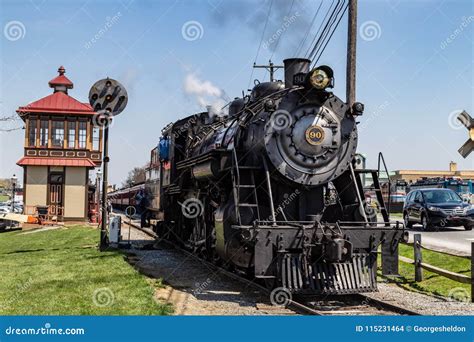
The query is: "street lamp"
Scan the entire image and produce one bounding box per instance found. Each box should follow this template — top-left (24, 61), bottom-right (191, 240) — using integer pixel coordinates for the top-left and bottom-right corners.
top-left (10, 174), bottom-right (17, 213)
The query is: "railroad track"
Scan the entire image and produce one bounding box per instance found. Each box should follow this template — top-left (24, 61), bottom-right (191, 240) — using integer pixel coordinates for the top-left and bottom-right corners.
top-left (117, 215), bottom-right (419, 316)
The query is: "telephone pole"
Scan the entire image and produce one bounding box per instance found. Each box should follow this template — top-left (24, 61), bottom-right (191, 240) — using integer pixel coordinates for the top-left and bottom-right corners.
top-left (253, 61), bottom-right (284, 82)
top-left (346, 0), bottom-right (357, 107)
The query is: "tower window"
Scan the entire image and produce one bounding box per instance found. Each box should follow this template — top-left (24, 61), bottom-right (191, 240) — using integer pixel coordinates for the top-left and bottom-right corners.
top-left (52, 121), bottom-right (65, 147)
top-left (28, 119), bottom-right (37, 147)
top-left (68, 121), bottom-right (76, 148)
top-left (40, 120), bottom-right (49, 147)
top-left (78, 121), bottom-right (87, 149)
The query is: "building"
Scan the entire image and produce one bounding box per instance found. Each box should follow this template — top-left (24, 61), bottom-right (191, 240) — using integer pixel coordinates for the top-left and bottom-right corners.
top-left (391, 162), bottom-right (474, 183)
top-left (16, 66), bottom-right (102, 221)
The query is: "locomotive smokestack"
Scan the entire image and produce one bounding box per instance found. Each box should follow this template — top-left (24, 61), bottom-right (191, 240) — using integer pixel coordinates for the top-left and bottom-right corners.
top-left (283, 58), bottom-right (311, 88)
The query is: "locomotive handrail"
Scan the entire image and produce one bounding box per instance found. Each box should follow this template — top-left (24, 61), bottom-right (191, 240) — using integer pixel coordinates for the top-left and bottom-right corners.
top-left (377, 152), bottom-right (391, 214)
top-left (237, 86), bottom-right (303, 125)
top-left (349, 163), bottom-right (368, 224)
top-left (231, 147), bottom-right (241, 225)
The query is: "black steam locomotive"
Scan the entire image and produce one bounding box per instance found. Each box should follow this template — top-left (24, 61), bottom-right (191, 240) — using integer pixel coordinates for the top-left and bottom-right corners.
top-left (143, 58), bottom-right (405, 294)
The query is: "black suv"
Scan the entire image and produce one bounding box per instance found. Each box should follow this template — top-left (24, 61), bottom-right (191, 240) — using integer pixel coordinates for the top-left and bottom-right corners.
top-left (403, 188), bottom-right (473, 231)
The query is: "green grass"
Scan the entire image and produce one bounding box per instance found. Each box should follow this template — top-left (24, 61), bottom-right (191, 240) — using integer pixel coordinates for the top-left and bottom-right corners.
top-left (0, 195), bottom-right (9, 202)
top-left (380, 244), bottom-right (471, 301)
top-left (0, 226), bottom-right (172, 315)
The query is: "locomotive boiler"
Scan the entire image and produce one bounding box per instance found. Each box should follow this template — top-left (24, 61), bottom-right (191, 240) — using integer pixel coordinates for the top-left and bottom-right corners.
top-left (143, 58), bottom-right (405, 294)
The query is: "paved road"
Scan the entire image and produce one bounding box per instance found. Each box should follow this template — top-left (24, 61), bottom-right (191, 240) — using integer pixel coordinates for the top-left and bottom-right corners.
top-left (406, 224), bottom-right (474, 256)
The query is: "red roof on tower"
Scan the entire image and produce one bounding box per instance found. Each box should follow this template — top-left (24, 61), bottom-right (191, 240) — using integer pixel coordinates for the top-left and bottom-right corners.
top-left (16, 66), bottom-right (95, 118)
top-left (17, 92), bottom-right (95, 115)
top-left (48, 66), bottom-right (74, 88)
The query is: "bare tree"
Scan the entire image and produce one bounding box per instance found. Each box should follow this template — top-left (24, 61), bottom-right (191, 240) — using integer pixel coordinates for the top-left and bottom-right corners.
top-left (0, 113), bottom-right (23, 132)
top-left (122, 166), bottom-right (146, 187)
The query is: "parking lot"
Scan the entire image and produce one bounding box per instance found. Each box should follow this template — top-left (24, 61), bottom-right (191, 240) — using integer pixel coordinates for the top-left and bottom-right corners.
top-left (406, 224), bottom-right (473, 256)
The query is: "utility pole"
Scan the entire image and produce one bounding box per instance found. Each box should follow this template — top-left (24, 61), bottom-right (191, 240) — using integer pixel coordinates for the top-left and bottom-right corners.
top-left (253, 61), bottom-right (284, 82)
top-left (346, 0), bottom-right (357, 108)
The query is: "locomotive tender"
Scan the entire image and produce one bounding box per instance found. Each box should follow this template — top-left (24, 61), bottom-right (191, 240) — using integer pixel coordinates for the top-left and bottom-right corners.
top-left (141, 58), bottom-right (405, 294)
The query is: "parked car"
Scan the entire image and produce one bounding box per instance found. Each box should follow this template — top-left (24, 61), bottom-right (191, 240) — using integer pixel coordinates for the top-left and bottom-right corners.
top-left (0, 206), bottom-right (10, 214)
top-left (403, 188), bottom-right (474, 231)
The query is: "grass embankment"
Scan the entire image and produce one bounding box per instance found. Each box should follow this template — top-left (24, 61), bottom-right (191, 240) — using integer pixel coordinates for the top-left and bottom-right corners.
top-left (384, 212), bottom-right (471, 301)
top-left (0, 226), bottom-right (172, 315)
top-left (380, 244), bottom-right (471, 301)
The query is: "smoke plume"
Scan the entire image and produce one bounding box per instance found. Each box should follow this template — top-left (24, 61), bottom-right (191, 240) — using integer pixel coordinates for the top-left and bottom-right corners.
top-left (183, 73), bottom-right (228, 116)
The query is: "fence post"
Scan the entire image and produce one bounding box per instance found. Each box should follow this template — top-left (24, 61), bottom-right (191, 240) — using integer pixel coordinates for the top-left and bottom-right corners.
top-left (471, 242), bottom-right (473, 303)
top-left (414, 233), bottom-right (423, 282)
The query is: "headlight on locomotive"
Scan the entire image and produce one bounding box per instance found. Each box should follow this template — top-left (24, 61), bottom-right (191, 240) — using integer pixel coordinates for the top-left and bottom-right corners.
top-left (307, 66), bottom-right (333, 90)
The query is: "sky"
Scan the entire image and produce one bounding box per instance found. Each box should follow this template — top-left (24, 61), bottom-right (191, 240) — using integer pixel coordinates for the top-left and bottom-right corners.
top-left (0, 0), bottom-right (473, 186)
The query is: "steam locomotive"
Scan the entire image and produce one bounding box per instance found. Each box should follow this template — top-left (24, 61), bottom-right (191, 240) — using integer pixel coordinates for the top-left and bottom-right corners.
top-left (139, 58), bottom-right (405, 294)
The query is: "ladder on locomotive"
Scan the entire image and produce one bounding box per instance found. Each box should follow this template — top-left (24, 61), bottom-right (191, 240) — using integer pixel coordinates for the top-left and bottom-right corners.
top-left (353, 152), bottom-right (391, 224)
top-left (231, 148), bottom-right (260, 225)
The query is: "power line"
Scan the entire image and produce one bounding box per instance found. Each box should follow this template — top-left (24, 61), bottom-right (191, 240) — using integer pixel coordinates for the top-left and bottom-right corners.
top-left (247, 0), bottom-right (275, 89)
top-left (304, 0), bottom-right (336, 58)
top-left (295, 0), bottom-right (324, 57)
top-left (269, 0), bottom-right (296, 61)
top-left (313, 2), bottom-right (348, 66)
top-left (307, 0), bottom-right (344, 62)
